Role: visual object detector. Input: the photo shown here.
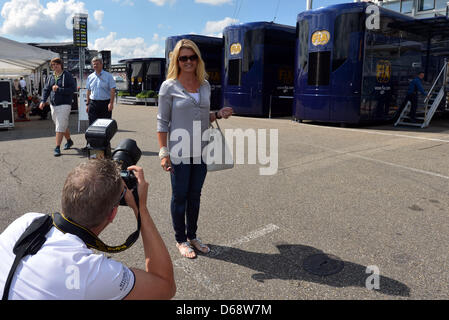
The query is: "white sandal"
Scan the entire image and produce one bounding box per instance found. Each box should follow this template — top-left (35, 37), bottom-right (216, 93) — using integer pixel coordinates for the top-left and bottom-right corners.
top-left (189, 238), bottom-right (210, 254)
top-left (176, 242), bottom-right (196, 259)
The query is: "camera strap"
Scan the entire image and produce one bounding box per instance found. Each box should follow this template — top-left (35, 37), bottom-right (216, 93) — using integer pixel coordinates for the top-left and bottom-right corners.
top-left (2, 189), bottom-right (141, 300)
top-left (52, 188), bottom-right (141, 253)
top-left (2, 214), bottom-right (54, 300)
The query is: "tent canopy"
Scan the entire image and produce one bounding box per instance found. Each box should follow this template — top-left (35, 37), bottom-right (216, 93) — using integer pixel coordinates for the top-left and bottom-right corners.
top-left (0, 36), bottom-right (59, 77)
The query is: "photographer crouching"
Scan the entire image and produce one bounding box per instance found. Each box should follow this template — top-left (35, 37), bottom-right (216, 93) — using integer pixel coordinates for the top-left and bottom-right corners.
top-left (0, 159), bottom-right (176, 300)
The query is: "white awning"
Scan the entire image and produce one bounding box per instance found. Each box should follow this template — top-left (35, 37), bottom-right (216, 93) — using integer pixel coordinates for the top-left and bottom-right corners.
top-left (0, 36), bottom-right (59, 77)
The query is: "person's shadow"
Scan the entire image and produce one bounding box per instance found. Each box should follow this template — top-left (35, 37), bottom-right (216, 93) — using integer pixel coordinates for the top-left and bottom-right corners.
top-left (204, 243), bottom-right (410, 297)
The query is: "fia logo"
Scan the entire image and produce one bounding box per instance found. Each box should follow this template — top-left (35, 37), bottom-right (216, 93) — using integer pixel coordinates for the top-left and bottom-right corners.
top-left (376, 60), bottom-right (391, 83)
top-left (311, 30), bottom-right (331, 46)
top-left (230, 43), bottom-right (242, 55)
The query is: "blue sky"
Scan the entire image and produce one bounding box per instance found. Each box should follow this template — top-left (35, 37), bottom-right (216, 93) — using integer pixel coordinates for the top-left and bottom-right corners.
top-left (0, 0), bottom-right (350, 63)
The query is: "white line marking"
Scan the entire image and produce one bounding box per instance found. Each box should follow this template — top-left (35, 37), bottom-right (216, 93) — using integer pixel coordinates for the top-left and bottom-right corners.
top-left (317, 145), bottom-right (449, 180)
top-left (173, 259), bottom-right (222, 293)
top-left (210, 223), bottom-right (280, 258)
top-left (305, 123), bottom-right (449, 143)
top-left (173, 224), bottom-right (279, 293)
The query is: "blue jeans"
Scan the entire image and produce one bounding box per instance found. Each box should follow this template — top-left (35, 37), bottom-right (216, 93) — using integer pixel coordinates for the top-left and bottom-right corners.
top-left (170, 159), bottom-right (207, 243)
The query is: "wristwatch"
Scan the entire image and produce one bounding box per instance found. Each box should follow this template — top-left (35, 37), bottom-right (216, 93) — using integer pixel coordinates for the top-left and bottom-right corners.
top-left (215, 111), bottom-right (222, 119)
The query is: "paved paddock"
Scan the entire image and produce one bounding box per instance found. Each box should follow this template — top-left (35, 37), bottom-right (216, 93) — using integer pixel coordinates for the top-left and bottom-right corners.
top-left (1, 104), bottom-right (448, 300)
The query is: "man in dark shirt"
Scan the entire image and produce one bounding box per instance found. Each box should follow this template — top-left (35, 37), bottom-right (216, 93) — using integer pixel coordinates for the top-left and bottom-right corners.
top-left (402, 72), bottom-right (426, 122)
top-left (39, 58), bottom-right (77, 156)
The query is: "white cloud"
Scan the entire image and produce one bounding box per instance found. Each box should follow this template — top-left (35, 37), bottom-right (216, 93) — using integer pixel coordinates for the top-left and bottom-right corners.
top-left (91, 32), bottom-right (164, 63)
top-left (202, 17), bottom-right (238, 37)
top-left (195, 0), bottom-right (232, 5)
top-left (94, 10), bottom-right (104, 25)
top-left (148, 0), bottom-right (176, 6)
top-left (0, 0), bottom-right (102, 40)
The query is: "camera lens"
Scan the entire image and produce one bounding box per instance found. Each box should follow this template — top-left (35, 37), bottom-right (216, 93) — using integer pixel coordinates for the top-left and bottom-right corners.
top-left (112, 139), bottom-right (141, 170)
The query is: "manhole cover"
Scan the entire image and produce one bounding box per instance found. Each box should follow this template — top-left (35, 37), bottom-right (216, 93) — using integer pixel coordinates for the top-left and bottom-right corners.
top-left (303, 254), bottom-right (344, 276)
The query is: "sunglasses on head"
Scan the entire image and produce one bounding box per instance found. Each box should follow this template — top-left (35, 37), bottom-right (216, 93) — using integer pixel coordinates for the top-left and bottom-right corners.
top-left (178, 54), bottom-right (198, 62)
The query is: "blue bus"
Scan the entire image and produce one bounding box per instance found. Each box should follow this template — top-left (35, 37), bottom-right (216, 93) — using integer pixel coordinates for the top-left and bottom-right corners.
top-left (223, 22), bottom-right (296, 117)
top-left (293, 2), bottom-right (435, 124)
top-left (119, 58), bottom-right (166, 95)
top-left (165, 34), bottom-right (223, 110)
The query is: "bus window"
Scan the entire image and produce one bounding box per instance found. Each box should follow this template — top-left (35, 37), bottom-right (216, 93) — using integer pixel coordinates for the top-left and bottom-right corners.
top-left (130, 62), bottom-right (144, 92)
top-left (332, 12), bottom-right (364, 71)
top-left (401, 0), bottom-right (413, 13)
top-left (243, 28), bottom-right (264, 73)
top-left (131, 62), bottom-right (143, 83)
top-left (418, 0), bottom-right (435, 11)
top-left (264, 28), bottom-right (295, 83)
top-left (382, 1), bottom-right (400, 12)
top-left (147, 61), bottom-right (161, 75)
top-left (297, 19), bottom-right (309, 72)
top-left (436, 0), bottom-right (449, 10)
top-left (308, 51), bottom-right (331, 86)
top-left (228, 59), bottom-right (242, 86)
top-left (146, 61), bottom-right (162, 91)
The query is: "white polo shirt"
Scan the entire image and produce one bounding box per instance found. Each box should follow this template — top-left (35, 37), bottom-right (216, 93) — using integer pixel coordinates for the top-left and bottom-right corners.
top-left (0, 213), bottom-right (135, 300)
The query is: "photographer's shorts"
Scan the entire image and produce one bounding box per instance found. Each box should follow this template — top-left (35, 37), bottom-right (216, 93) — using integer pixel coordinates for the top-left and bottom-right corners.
top-left (50, 104), bottom-right (71, 133)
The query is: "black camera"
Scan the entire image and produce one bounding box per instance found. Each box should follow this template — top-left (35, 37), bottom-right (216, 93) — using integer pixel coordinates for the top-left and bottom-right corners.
top-left (85, 119), bottom-right (142, 206)
top-left (112, 138), bottom-right (142, 191)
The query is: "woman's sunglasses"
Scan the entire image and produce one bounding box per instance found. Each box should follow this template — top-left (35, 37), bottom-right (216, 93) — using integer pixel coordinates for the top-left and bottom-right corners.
top-left (178, 54), bottom-right (198, 62)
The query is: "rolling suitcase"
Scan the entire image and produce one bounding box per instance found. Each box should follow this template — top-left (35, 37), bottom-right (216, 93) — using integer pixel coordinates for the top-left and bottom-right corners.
top-left (0, 79), bottom-right (14, 129)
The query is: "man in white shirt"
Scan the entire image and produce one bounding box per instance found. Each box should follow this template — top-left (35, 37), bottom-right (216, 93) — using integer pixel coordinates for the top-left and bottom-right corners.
top-left (86, 57), bottom-right (116, 125)
top-left (19, 77), bottom-right (26, 91)
top-left (0, 160), bottom-right (176, 300)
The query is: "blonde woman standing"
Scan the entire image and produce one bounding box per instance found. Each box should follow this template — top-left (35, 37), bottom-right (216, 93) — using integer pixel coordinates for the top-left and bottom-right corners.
top-left (157, 39), bottom-right (233, 259)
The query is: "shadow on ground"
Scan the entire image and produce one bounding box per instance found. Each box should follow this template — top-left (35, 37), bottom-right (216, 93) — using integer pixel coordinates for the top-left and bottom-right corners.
top-left (204, 243), bottom-right (410, 297)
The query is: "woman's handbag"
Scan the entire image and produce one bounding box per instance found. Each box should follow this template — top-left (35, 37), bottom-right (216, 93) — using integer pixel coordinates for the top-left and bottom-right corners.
top-left (205, 119), bottom-right (234, 172)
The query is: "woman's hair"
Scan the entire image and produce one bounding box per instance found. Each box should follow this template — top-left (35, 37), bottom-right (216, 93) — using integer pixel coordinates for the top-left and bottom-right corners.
top-left (61, 159), bottom-right (123, 229)
top-left (166, 39), bottom-right (208, 84)
top-left (50, 58), bottom-right (63, 69)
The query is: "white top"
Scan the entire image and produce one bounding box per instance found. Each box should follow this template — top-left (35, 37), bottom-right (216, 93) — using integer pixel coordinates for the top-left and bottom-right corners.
top-left (0, 213), bottom-right (135, 300)
top-left (188, 92), bottom-right (200, 103)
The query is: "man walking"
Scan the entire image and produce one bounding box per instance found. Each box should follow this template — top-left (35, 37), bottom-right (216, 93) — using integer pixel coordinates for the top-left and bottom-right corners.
top-left (39, 58), bottom-right (76, 157)
top-left (402, 71), bottom-right (427, 122)
top-left (19, 77), bottom-right (27, 92)
top-left (86, 57), bottom-right (116, 125)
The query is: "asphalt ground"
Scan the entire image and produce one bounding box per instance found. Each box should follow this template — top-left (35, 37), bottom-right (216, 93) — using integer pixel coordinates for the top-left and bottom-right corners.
top-left (1, 104), bottom-right (448, 300)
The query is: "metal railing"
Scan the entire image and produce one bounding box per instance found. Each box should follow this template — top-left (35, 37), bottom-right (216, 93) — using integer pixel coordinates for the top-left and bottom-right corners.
top-left (424, 59), bottom-right (449, 114)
